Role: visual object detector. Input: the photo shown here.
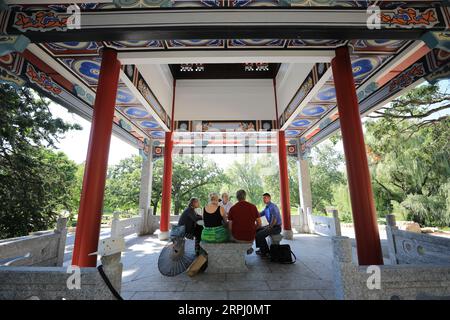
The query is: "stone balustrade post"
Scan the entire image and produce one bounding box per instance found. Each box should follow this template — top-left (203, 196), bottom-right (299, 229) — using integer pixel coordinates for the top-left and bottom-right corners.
top-left (55, 217), bottom-right (68, 267)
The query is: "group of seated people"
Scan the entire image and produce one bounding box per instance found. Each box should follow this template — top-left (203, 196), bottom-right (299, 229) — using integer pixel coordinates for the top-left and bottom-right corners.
top-left (177, 189), bottom-right (282, 258)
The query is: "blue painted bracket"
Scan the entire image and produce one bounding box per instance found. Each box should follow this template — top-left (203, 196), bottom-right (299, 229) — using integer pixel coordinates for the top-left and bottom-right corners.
top-left (421, 32), bottom-right (450, 52)
top-left (0, 35), bottom-right (30, 56)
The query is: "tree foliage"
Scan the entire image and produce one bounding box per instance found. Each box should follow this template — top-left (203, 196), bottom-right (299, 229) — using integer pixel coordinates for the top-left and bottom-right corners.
top-left (309, 140), bottom-right (346, 214)
top-left (366, 83), bottom-right (450, 226)
top-left (171, 155), bottom-right (224, 214)
top-left (0, 85), bottom-right (80, 238)
top-left (104, 156), bottom-right (142, 212)
top-left (100, 155), bottom-right (224, 215)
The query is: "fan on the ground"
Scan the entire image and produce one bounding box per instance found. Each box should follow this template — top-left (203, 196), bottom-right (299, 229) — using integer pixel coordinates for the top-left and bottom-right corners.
top-left (158, 225), bottom-right (196, 277)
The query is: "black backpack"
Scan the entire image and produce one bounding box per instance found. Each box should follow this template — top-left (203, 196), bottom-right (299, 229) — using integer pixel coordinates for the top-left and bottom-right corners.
top-left (269, 244), bottom-right (296, 264)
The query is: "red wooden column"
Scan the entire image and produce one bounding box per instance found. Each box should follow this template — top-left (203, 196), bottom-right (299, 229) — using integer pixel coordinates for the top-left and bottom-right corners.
top-left (332, 46), bottom-right (383, 265)
top-left (159, 80), bottom-right (176, 240)
top-left (274, 79), bottom-right (293, 239)
top-left (72, 49), bottom-right (121, 267)
top-left (277, 130), bottom-right (293, 239)
top-left (159, 131), bottom-right (173, 240)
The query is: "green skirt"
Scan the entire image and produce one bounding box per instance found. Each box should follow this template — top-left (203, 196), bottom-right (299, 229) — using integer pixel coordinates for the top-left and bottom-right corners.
top-left (201, 225), bottom-right (229, 243)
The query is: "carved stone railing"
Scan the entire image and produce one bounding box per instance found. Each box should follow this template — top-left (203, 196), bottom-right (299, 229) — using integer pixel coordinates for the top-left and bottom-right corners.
top-left (110, 212), bottom-right (141, 238)
top-left (332, 236), bottom-right (450, 300)
top-left (306, 208), bottom-right (341, 237)
top-left (386, 214), bottom-right (450, 265)
top-left (0, 237), bottom-right (124, 300)
top-left (111, 210), bottom-right (163, 237)
top-left (0, 217), bottom-right (67, 267)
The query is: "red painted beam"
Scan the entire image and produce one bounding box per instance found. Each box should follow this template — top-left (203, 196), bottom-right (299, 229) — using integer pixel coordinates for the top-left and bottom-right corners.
top-left (21, 49), bottom-right (74, 92)
top-left (377, 42), bottom-right (431, 87)
top-left (332, 46), bottom-right (383, 266)
top-left (277, 130), bottom-right (292, 232)
top-left (72, 49), bottom-right (120, 267)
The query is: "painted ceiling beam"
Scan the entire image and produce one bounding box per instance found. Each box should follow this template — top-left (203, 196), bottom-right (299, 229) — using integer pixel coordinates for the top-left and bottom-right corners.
top-left (280, 64), bottom-right (333, 131)
top-left (27, 43), bottom-right (151, 146)
top-left (3, 7), bottom-right (447, 42)
top-left (299, 39), bottom-right (426, 141)
top-left (302, 47), bottom-right (448, 149)
top-left (119, 68), bottom-right (170, 132)
top-left (5, 0), bottom-right (113, 3)
top-left (118, 50), bottom-right (335, 65)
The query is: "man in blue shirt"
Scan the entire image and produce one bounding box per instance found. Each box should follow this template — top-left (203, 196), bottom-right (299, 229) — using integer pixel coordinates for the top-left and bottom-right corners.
top-left (256, 193), bottom-right (282, 257)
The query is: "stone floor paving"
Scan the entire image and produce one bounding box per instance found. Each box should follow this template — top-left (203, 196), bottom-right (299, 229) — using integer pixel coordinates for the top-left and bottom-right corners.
top-left (62, 226), bottom-right (396, 300)
top-left (118, 233), bottom-right (337, 300)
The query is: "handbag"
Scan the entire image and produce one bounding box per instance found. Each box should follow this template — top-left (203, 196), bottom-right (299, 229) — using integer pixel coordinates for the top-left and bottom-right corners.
top-left (269, 244), bottom-right (296, 264)
top-left (186, 254), bottom-right (208, 277)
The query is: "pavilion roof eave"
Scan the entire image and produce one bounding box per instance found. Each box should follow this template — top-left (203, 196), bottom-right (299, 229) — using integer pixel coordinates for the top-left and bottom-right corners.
top-left (301, 43), bottom-right (448, 151)
top-left (4, 8), bottom-right (441, 43)
top-left (298, 39), bottom-right (424, 141)
top-left (303, 76), bottom-right (427, 150)
top-left (118, 50), bottom-right (335, 65)
top-left (26, 43), bottom-right (152, 147)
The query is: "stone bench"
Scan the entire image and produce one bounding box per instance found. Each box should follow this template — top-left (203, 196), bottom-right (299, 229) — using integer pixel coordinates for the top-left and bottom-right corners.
top-left (268, 234), bottom-right (283, 245)
top-left (200, 242), bottom-right (251, 273)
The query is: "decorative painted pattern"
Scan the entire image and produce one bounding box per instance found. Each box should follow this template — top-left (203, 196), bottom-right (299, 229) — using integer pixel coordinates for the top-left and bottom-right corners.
top-left (74, 84), bottom-right (95, 105)
top-left (300, 104), bottom-right (330, 117)
top-left (6, 0), bottom-right (403, 10)
top-left (285, 129), bottom-right (304, 138)
top-left (44, 42), bottom-right (102, 56)
top-left (349, 39), bottom-right (407, 54)
top-left (13, 11), bottom-right (70, 32)
top-left (287, 39), bottom-right (346, 48)
top-left (60, 57), bottom-right (102, 85)
top-left (311, 84), bottom-right (336, 103)
top-left (302, 48), bottom-right (449, 148)
top-left (280, 62), bottom-right (331, 127)
top-left (116, 87), bottom-right (139, 105)
top-left (425, 49), bottom-right (450, 84)
top-left (166, 39), bottom-right (225, 49)
top-left (104, 40), bottom-right (164, 50)
top-left (0, 35), bottom-right (30, 56)
top-left (123, 65), bottom-right (170, 128)
top-left (228, 39), bottom-right (286, 48)
top-left (350, 55), bottom-right (387, 83)
top-left (113, 0), bottom-right (173, 8)
top-left (388, 62), bottom-right (426, 93)
top-left (25, 63), bottom-right (62, 96)
top-left (0, 53), bottom-right (26, 88)
top-left (381, 8), bottom-right (439, 29)
top-left (121, 106), bottom-right (150, 119)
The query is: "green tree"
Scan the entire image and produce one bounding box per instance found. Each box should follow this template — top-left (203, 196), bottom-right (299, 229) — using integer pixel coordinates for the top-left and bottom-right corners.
top-left (101, 154), bottom-right (225, 215)
top-left (0, 84), bottom-right (80, 238)
top-left (67, 163), bottom-right (84, 217)
top-left (104, 155), bottom-right (142, 213)
top-left (171, 155), bottom-right (224, 214)
top-left (309, 140), bottom-right (346, 214)
top-left (226, 155), bottom-right (265, 207)
top-left (150, 157), bottom-right (163, 215)
top-left (262, 154), bottom-right (300, 211)
top-left (366, 83), bottom-right (450, 226)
